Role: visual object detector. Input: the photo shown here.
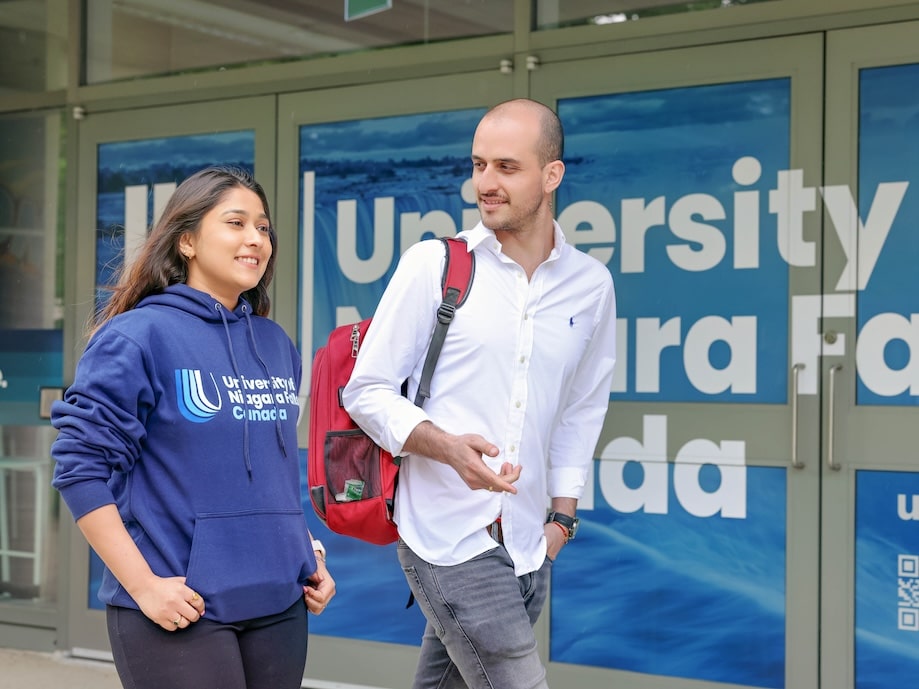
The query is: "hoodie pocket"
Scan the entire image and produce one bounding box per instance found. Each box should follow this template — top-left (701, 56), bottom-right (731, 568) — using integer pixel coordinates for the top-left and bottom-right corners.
top-left (185, 509), bottom-right (312, 623)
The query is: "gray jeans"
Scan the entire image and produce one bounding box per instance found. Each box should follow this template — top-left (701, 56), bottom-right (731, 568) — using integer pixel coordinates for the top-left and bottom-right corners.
top-left (397, 540), bottom-right (552, 689)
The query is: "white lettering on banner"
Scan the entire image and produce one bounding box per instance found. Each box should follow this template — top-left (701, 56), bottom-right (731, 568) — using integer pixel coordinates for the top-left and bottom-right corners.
top-left (821, 182), bottom-right (909, 292)
top-left (299, 159), bottom-right (909, 284)
top-left (685, 316), bottom-right (756, 395)
top-left (337, 197), bottom-right (396, 283)
top-left (898, 495), bottom-right (919, 521)
top-left (331, 178), bottom-right (483, 284)
top-left (791, 295), bottom-right (919, 397)
top-left (586, 415), bottom-right (747, 519)
top-left (732, 156), bottom-right (762, 270)
top-left (667, 193), bottom-right (727, 272)
top-left (558, 157), bottom-right (907, 288)
top-left (299, 157), bottom-right (914, 398)
top-left (631, 316), bottom-right (757, 394)
top-left (768, 168), bottom-right (817, 268)
top-left (790, 294), bottom-right (854, 395)
top-left (857, 314), bottom-right (919, 396)
top-left (124, 182), bottom-right (176, 265)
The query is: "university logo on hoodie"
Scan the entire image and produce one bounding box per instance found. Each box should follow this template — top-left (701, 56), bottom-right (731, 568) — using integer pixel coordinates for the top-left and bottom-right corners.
top-left (175, 369), bottom-right (222, 423)
top-left (175, 368), bottom-right (300, 423)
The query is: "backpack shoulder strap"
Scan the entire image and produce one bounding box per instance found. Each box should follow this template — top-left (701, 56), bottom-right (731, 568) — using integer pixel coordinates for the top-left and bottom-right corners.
top-left (413, 237), bottom-right (475, 407)
top-left (440, 236), bottom-right (474, 308)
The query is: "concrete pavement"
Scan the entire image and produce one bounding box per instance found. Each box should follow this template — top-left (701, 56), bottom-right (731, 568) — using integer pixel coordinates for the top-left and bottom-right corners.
top-left (0, 648), bottom-right (121, 689)
top-left (0, 647), bottom-right (376, 689)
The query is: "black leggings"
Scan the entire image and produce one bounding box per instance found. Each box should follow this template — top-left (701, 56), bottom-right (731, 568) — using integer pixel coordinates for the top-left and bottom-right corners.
top-left (106, 599), bottom-right (308, 689)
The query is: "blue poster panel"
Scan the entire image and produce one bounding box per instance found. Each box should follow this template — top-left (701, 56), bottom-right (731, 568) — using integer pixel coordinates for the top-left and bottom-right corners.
top-left (298, 108), bottom-right (485, 643)
top-left (856, 63), bottom-right (919, 406)
top-left (552, 462), bottom-right (786, 688)
top-left (557, 80), bottom-right (791, 404)
top-left (88, 131), bottom-right (256, 610)
top-left (548, 80), bottom-right (793, 688)
top-left (855, 470), bottom-right (919, 689)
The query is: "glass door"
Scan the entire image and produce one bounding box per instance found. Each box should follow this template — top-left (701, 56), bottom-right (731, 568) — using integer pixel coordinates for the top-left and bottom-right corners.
top-left (530, 33), bottom-right (825, 689)
top-left (0, 109), bottom-right (66, 641)
top-left (64, 96), bottom-right (277, 656)
top-left (276, 69), bottom-right (513, 689)
top-left (822, 20), bottom-right (919, 689)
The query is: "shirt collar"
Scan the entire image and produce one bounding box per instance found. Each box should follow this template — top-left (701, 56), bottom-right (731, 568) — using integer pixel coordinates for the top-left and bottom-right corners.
top-left (460, 220), bottom-right (568, 260)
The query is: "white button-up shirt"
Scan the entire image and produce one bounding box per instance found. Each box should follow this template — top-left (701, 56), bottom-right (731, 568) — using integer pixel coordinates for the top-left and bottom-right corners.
top-left (342, 221), bottom-right (617, 575)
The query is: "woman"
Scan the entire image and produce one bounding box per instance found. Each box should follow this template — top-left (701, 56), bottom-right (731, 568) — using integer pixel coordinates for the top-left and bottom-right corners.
top-left (51, 166), bottom-right (334, 689)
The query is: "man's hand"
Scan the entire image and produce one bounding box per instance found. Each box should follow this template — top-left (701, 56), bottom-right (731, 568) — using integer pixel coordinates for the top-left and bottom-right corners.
top-left (403, 422), bottom-right (521, 493)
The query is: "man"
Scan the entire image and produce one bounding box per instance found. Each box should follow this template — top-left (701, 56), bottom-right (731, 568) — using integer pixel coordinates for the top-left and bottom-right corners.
top-left (343, 98), bottom-right (617, 689)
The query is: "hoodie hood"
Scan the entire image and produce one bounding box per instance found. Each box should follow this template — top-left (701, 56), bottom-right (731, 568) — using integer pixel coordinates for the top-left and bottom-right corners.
top-left (137, 283), bottom-right (251, 323)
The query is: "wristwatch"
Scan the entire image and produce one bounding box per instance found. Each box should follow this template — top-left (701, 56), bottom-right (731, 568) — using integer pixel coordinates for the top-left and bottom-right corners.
top-left (546, 511), bottom-right (579, 541)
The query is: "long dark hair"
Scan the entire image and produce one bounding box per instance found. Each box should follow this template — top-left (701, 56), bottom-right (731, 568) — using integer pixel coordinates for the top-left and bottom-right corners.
top-left (91, 166), bottom-right (277, 335)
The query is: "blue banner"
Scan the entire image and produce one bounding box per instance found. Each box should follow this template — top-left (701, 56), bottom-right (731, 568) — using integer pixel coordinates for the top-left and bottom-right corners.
top-left (856, 63), bottom-right (919, 406)
top-left (855, 470), bottom-right (919, 688)
top-left (558, 79), bottom-right (791, 404)
top-left (552, 463), bottom-right (786, 688)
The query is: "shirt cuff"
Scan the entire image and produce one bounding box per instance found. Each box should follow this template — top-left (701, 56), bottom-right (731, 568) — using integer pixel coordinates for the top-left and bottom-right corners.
top-left (548, 465), bottom-right (589, 499)
top-left (383, 404), bottom-right (430, 457)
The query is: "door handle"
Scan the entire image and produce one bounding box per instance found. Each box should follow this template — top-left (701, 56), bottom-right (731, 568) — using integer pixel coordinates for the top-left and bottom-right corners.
top-left (827, 363), bottom-right (843, 471)
top-left (791, 363), bottom-right (805, 469)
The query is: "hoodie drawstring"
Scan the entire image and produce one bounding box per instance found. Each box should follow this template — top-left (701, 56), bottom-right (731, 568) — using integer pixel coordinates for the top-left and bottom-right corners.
top-left (217, 304), bottom-right (254, 478)
top-left (242, 306), bottom-right (288, 458)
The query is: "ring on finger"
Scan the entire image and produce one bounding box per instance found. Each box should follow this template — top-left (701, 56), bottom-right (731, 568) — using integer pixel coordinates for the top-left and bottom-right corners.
top-left (191, 592), bottom-right (199, 602)
top-left (172, 617), bottom-right (181, 626)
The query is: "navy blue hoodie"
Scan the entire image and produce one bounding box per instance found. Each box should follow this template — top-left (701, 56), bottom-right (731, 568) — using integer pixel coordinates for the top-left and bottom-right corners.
top-left (51, 284), bottom-right (315, 623)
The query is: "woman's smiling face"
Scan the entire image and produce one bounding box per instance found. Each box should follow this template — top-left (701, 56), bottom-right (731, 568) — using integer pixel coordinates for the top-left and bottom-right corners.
top-left (179, 186), bottom-right (272, 309)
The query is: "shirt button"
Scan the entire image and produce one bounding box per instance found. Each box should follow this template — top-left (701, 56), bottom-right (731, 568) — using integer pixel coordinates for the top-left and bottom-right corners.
top-left (519, 356), bottom-right (525, 363)
top-left (515, 401), bottom-right (521, 408)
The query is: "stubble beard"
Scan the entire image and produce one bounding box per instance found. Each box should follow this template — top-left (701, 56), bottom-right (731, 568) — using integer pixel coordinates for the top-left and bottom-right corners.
top-left (478, 194), bottom-right (544, 234)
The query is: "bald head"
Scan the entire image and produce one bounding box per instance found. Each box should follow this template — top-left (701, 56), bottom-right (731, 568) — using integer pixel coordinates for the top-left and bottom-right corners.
top-left (480, 99), bottom-right (564, 167)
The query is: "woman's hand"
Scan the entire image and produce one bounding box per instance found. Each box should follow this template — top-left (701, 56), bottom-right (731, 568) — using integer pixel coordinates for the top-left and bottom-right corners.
top-left (75, 506), bottom-right (205, 631)
top-left (304, 558), bottom-right (336, 615)
top-left (133, 574), bottom-right (206, 631)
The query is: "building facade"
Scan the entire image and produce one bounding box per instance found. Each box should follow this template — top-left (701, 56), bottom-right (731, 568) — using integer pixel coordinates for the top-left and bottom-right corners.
top-left (2, 1), bottom-right (919, 687)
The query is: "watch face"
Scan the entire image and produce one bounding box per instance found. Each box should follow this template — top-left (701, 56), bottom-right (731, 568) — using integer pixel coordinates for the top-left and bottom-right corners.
top-left (569, 518), bottom-right (579, 538)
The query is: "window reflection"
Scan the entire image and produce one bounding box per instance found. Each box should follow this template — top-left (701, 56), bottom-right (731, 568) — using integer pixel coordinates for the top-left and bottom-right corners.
top-left (0, 0), bottom-right (68, 94)
top-left (84, 0), bottom-right (514, 84)
top-left (534, 0), bottom-right (776, 30)
top-left (0, 110), bottom-right (66, 606)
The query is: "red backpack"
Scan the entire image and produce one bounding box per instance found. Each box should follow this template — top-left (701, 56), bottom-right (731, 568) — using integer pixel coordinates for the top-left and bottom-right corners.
top-left (308, 237), bottom-right (475, 545)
